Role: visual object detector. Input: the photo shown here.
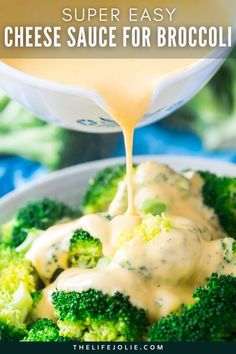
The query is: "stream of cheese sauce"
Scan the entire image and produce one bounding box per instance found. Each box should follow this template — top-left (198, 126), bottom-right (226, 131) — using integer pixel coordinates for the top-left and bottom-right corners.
top-left (3, 58), bottom-right (197, 213)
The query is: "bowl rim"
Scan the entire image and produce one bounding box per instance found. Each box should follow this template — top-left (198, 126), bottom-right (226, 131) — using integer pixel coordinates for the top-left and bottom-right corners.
top-left (1, 154), bottom-right (236, 206)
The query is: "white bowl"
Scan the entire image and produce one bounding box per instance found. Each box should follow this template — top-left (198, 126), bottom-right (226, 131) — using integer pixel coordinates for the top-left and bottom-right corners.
top-left (0, 155), bottom-right (236, 224)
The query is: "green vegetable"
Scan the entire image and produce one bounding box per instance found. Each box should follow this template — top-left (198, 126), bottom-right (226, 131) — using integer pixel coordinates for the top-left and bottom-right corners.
top-left (199, 171), bottom-right (236, 238)
top-left (52, 289), bottom-right (149, 341)
top-left (81, 164), bottom-right (126, 214)
top-left (140, 199), bottom-right (167, 215)
top-left (15, 229), bottom-right (42, 253)
top-left (0, 320), bottom-right (26, 342)
top-left (29, 291), bottom-right (43, 322)
top-left (0, 92), bottom-right (64, 168)
top-left (0, 283), bottom-right (32, 342)
top-left (0, 91), bottom-right (11, 111)
top-left (167, 47), bottom-right (236, 150)
top-left (148, 273), bottom-right (236, 341)
top-left (68, 229), bottom-right (103, 268)
top-left (23, 318), bottom-right (69, 342)
top-left (116, 214), bottom-right (173, 248)
top-left (0, 90), bottom-right (119, 169)
top-left (31, 291), bottom-right (43, 307)
top-left (0, 245), bottom-right (36, 295)
top-left (221, 238), bottom-right (236, 265)
top-left (0, 198), bottom-right (77, 248)
top-left (0, 246), bottom-right (36, 340)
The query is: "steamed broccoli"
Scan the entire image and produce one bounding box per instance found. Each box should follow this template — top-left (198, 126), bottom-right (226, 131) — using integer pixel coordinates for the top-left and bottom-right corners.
top-left (52, 289), bottom-right (149, 341)
top-left (199, 171), bottom-right (236, 237)
top-left (148, 273), bottom-right (236, 341)
top-left (116, 214), bottom-right (173, 248)
top-left (0, 283), bottom-right (32, 342)
top-left (0, 92), bottom-right (64, 169)
top-left (68, 229), bottom-right (103, 268)
top-left (28, 291), bottom-right (43, 323)
top-left (0, 245), bottom-right (36, 294)
top-left (0, 91), bottom-right (111, 170)
top-left (81, 164), bottom-right (126, 214)
top-left (0, 198), bottom-right (77, 248)
top-left (0, 320), bottom-right (26, 342)
top-left (166, 48), bottom-right (236, 150)
top-left (0, 245), bottom-right (36, 341)
top-left (23, 318), bottom-right (69, 342)
top-left (139, 199), bottom-right (168, 216)
top-left (221, 238), bottom-right (236, 265)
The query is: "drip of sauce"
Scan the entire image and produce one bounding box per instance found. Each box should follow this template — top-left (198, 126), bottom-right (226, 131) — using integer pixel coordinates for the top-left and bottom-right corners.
top-left (123, 127), bottom-right (136, 214)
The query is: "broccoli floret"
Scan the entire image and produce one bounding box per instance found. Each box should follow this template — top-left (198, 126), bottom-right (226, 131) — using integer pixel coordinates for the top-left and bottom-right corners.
top-left (116, 214), bottom-right (173, 248)
top-left (0, 283), bottom-right (32, 342)
top-left (148, 273), bottom-right (236, 342)
top-left (15, 229), bottom-right (42, 253)
top-left (199, 171), bottom-right (236, 237)
top-left (31, 291), bottom-right (43, 307)
top-left (0, 90), bottom-right (116, 170)
top-left (81, 164), bottom-right (126, 215)
top-left (23, 318), bottom-right (69, 342)
top-left (52, 289), bottom-right (149, 341)
top-left (68, 229), bottom-right (103, 268)
top-left (0, 198), bottom-right (77, 248)
top-left (1, 283), bottom-right (33, 323)
top-left (0, 320), bottom-right (26, 342)
top-left (0, 245), bottom-right (36, 294)
top-left (0, 247), bottom-right (36, 341)
top-left (221, 238), bottom-right (236, 265)
top-left (29, 291), bottom-right (43, 322)
top-left (139, 199), bottom-right (168, 216)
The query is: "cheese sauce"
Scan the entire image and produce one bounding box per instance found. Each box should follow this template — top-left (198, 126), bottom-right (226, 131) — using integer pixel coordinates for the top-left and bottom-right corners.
top-left (27, 213), bottom-right (140, 284)
top-left (27, 162), bottom-right (236, 321)
top-left (34, 221), bottom-right (235, 321)
top-left (109, 162), bottom-right (224, 239)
